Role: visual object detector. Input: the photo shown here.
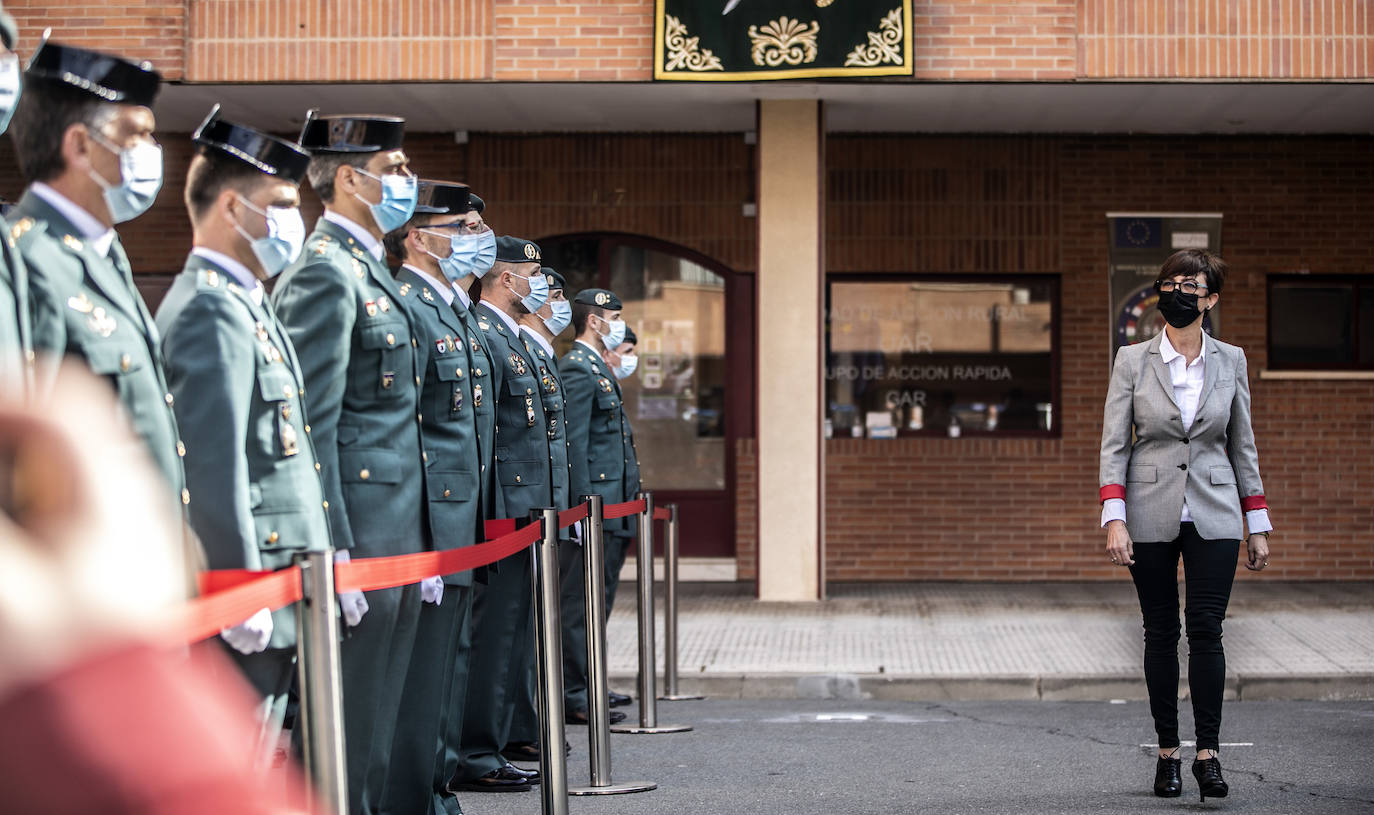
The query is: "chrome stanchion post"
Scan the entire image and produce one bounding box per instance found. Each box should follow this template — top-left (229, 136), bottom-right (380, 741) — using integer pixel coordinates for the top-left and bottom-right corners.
top-left (570, 495), bottom-right (657, 795)
top-left (295, 550), bottom-right (348, 815)
top-left (530, 508), bottom-right (570, 815)
top-left (660, 503), bottom-right (704, 701)
top-left (611, 491), bottom-right (691, 735)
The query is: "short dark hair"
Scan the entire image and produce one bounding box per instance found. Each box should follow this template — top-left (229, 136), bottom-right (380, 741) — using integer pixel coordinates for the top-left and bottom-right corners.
top-left (382, 213), bottom-right (441, 261)
top-left (305, 152), bottom-right (371, 204)
top-left (10, 78), bottom-right (119, 182)
top-left (1156, 249), bottom-right (1227, 295)
top-left (572, 301), bottom-right (605, 335)
top-left (183, 150), bottom-right (274, 223)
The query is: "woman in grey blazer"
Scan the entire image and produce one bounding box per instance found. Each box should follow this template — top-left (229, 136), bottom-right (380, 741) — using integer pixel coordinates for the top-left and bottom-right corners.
top-left (1099, 249), bottom-right (1272, 802)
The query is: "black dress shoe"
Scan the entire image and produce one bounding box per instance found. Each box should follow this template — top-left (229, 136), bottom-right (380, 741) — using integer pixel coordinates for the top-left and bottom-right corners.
top-left (506, 761), bottom-right (540, 785)
top-left (1153, 756), bottom-right (1182, 797)
top-left (565, 708), bottom-right (627, 725)
top-left (609, 691), bottom-right (632, 707)
top-left (449, 765), bottom-right (532, 793)
top-left (1192, 756), bottom-right (1229, 802)
top-left (503, 741), bottom-right (540, 762)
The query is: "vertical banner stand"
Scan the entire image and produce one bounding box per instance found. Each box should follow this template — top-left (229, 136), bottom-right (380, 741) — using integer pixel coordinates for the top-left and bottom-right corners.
top-left (531, 508), bottom-right (572, 815)
top-left (659, 503), bottom-right (704, 701)
top-left (611, 491), bottom-right (692, 734)
top-left (295, 550), bottom-right (349, 815)
top-left (569, 494), bottom-right (658, 795)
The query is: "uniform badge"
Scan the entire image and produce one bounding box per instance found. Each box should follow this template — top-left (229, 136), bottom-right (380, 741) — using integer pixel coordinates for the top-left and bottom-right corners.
top-left (547, 417), bottom-right (559, 439)
top-left (381, 371), bottom-right (395, 390)
top-left (8, 217), bottom-right (33, 244)
top-left (351, 258), bottom-right (365, 279)
top-left (473, 383), bottom-right (483, 408)
top-left (598, 377), bottom-right (613, 393)
top-left (470, 337), bottom-right (481, 354)
top-left (88, 307), bottom-right (116, 338)
top-left (525, 396), bottom-right (536, 426)
top-left (447, 336), bottom-right (457, 353)
top-left (280, 405), bottom-right (300, 457)
top-left (67, 292), bottom-right (94, 314)
top-left (378, 296), bottom-right (391, 312)
top-left (435, 338), bottom-right (446, 354)
top-left (591, 364), bottom-right (601, 373)
top-left (541, 367), bottom-right (558, 394)
top-left (62, 234), bottom-right (84, 252)
top-left (255, 322), bottom-right (270, 343)
top-left (206, 270), bottom-right (220, 288)
top-left (594, 291), bottom-right (609, 306)
top-left (313, 238), bottom-right (330, 256)
top-left (399, 283), bottom-right (412, 296)
top-left (422, 288), bottom-right (434, 302)
top-left (510, 353), bottom-right (527, 375)
top-left (452, 386), bottom-right (464, 413)
top-left (523, 243), bottom-right (538, 260)
top-left (365, 300), bottom-right (378, 317)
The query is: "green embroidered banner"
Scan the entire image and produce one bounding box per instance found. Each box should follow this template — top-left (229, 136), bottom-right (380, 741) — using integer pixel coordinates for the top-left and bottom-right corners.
top-left (654, 0), bottom-right (912, 81)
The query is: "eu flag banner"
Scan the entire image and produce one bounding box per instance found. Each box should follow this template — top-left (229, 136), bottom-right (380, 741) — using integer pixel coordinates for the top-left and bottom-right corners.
top-left (1113, 217), bottom-right (1164, 249)
top-left (655, 0), bottom-right (913, 81)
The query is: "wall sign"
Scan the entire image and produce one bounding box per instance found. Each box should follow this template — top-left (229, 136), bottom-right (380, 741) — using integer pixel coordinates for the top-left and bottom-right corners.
top-left (1108, 213), bottom-right (1223, 361)
top-left (655, 0), bottom-right (913, 81)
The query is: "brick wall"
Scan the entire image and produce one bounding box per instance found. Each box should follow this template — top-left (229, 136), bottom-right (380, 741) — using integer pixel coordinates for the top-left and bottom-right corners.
top-left (817, 134), bottom-right (1374, 582)
top-left (6, 1), bottom-right (186, 80)
top-left (492, 0), bottom-right (653, 80)
top-left (914, 0), bottom-right (1078, 80)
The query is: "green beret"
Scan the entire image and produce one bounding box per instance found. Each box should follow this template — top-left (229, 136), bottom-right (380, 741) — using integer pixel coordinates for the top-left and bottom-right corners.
top-left (495, 236), bottom-right (540, 264)
top-left (572, 288), bottom-right (622, 310)
top-left (541, 267), bottom-right (566, 291)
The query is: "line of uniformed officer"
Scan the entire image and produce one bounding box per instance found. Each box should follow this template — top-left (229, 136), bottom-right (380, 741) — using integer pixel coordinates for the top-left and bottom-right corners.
top-left (0, 31), bottom-right (645, 815)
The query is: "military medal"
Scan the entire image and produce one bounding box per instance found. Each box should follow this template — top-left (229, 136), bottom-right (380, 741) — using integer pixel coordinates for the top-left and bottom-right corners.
top-left (470, 337), bottom-right (481, 354)
top-left (435, 338), bottom-right (447, 354)
top-left (525, 396), bottom-right (536, 426)
top-left (365, 300), bottom-right (378, 317)
top-left (255, 322), bottom-right (270, 343)
top-left (510, 353), bottom-right (527, 375)
top-left (473, 383), bottom-right (483, 408)
top-left (452, 386), bottom-right (464, 413)
top-left (381, 371), bottom-right (395, 390)
top-left (447, 335), bottom-right (457, 352)
top-left (547, 417), bottom-right (558, 439)
top-left (422, 288), bottom-right (434, 302)
top-left (88, 307), bottom-right (116, 338)
top-left (66, 292), bottom-right (94, 313)
top-left (379, 296), bottom-right (391, 312)
top-left (279, 405), bottom-right (300, 457)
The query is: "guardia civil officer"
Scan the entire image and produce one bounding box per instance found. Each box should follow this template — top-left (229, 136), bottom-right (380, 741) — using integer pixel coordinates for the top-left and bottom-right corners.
top-left (379, 180), bottom-right (496, 815)
top-left (271, 111), bottom-right (436, 815)
top-left (154, 108), bottom-right (332, 761)
top-left (565, 292), bottom-right (642, 631)
top-left (452, 237), bottom-right (552, 793)
top-left (9, 37), bottom-right (189, 514)
top-left (0, 4), bottom-right (33, 394)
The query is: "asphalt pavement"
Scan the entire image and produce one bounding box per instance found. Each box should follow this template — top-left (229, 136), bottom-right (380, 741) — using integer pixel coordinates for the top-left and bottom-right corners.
top-left (484, 698), bottom-right (1374, 815)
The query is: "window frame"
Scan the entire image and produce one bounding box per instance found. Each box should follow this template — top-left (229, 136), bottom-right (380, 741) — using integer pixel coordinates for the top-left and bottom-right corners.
top-left (1265, 274), bottom-right (1374, 372)
top-left (824, 272), bottom-right (1063, 439)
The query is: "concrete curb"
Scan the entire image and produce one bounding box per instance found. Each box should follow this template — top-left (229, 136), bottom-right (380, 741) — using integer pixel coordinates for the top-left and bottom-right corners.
top-left (610, 672), bottom-right (1374, 702)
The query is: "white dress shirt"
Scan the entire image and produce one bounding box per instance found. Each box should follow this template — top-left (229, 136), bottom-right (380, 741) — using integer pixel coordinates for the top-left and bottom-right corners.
top-left (323, 210), bottom-right (384, 261)
top-left (452, 280), bottom-right (474, 309)
top-left (1102, 330), bottom-right (1272, 535)
top-left (30, 182), bottom-right (116, 257)
top-left (191, 247), bottom-right (263, 305)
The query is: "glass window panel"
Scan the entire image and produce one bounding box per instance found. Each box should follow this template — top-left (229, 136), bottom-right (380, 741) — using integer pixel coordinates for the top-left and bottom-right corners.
top-left (610, 246), bottom-right (727, 490)
top-left (827, 278), bottom-right (1056, 437)
top-left (1268, 282), bottom-right (1354, 367)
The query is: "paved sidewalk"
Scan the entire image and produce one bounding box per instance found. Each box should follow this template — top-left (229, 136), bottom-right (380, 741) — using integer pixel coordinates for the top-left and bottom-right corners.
top-left (605, 581), bottom-right (1374, 701)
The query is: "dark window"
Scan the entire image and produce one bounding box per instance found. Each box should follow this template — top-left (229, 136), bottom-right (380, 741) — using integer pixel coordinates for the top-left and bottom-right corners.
top-left (825, 276), bottom-right (1059, 438)
top-left (1268, 276), bottom-right (1374, 370)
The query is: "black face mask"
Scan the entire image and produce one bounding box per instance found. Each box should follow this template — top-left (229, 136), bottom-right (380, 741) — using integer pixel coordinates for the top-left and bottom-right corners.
top-left (1157, 289), bottom-right (1204, 329)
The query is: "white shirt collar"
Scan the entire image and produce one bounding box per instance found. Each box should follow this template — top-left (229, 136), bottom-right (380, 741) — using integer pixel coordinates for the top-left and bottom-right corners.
top-left (403, 264), bottom-right (454, 305)
top-left (483, 300), bottom-right (522, 336)
top-left (520, 324), bottom-right (555, 358)
top-left (323, 210), bottom-right (384, 261)
top-left (1159, 329), bottom-right (1206, 367)
top-left (192, 247), bottom-right (263, 305)
top-left (452, 281), bottom-right (473, 308)
top-left (575, 338), bottom-right (604, 358)
top-left (30, 182), bottom-right (116, 256)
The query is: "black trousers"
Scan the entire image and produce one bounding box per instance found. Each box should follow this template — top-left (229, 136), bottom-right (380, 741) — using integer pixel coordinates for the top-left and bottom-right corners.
top-left (1128, 522), bottom-right (1239, 752)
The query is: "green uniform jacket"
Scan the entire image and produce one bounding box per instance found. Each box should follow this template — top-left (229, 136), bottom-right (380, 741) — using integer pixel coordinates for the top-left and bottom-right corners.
top-left (452, 290), bottom-right (499, 527)
top-left (156, 253), bottom-right (332, 648)
top-left (271, 218), bottom-right (428, 557)
top-left (559, 341), bottom-right (641, 533)
top-left (474, 302), bottom-right (554, 527)
top-left (396, 268), bottom-right (486, 587)
top-left (522, 330), bottom-right (573, 522)
top-left (12, 189), bottom-right (187, 502)
top-left (1, 214), bottom-right (34, 393)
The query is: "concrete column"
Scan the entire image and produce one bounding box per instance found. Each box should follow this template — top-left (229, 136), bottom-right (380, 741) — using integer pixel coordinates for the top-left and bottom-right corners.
top-left (755, 99), bottom-right (823, 602)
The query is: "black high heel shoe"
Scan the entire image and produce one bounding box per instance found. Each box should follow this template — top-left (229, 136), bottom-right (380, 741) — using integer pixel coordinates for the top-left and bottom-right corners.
top-left (1192, 756), bottom-right (1229, 802)
top-left (1153, 755), bottom-right (1183, 797)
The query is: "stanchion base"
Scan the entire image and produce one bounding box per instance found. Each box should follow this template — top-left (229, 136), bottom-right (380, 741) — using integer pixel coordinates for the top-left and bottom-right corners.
top-left (609, 723), bottom-right (694, 734)
top-left (658, 693), bottom-right (706, 701)
top-left (569, 780), bottom-right (658, 796)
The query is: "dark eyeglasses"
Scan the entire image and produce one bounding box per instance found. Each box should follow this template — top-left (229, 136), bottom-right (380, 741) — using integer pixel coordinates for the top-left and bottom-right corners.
top-left (1158, 279), bottom-right (1207, 295)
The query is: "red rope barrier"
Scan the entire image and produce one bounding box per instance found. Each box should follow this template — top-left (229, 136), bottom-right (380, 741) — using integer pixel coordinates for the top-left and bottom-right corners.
top-left (558, 503), bottom-right (589, 530)
top-left (335, 522), bottom-right (543, 594)
top-left (178, 567), bottom-right (304, 644)
top-left (652, 507), bottom-right (672, 521)
top-left (604, 498), bottom-right (646, 520)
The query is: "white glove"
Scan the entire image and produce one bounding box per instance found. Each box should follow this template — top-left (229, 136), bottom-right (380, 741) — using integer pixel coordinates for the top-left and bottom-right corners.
top-left (420, 576), bottom-right (444, 605)
top-left (571, 521), bottom-right (582, 545)
top-left (220, 607), bottom-right (273, 655)
top-left (334, 550), bottom-right (370, 627)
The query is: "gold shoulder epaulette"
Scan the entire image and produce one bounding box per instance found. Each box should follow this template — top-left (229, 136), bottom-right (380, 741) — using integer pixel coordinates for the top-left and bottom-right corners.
top-left (399, 282), bottom-right (412, 296)
top-left (312, 236), bottom-right (333, 256)
top-left (8, 217), bottom-right (34, 246)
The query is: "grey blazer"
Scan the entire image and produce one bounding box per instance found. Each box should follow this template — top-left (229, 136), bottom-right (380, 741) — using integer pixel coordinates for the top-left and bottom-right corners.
top-left (1099, 332), bottom-right (1268, 543)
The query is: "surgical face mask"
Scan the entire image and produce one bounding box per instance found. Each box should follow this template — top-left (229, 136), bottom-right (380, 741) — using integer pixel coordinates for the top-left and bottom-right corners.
top-left (0, 53), bottom-right (21, 135)
top-left (599, 317), bottom-right (627, 351)
top-left (543, 299), bottom-right (572, 336)
top-left (472, 229), bottom-right (497, 278)
top-left (509, 270), bottom-right (549, 314)
top-left (423, 228), bottom-right (486, 284)
top-left (234, 196), bottom-right (306, 278)
top-left (614, 353), bottom-right (638, 380)
top-left (1157, 288), bottom-right (1204, 329)
top-left (353, 168), bottom-right (417, 233)
top-left (88, 132), bottom-right (163, 224)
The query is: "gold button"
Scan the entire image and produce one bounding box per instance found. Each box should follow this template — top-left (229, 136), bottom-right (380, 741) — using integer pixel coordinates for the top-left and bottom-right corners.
top-left (360, 468), bottom-right (371, 480)
top-left (315, 462), bottom-right (322, 471)
top-left (475, 368), bottom-right (483, 376)
top-left (176, 441), bottom-right (186, 457)
top-left (120, 354), bottom-right (131, 372)
top-left (415, 376), bottom-right (421, 385)
top-left (422, 452), bottom-right (428, 462)
top-left (322, 500), bottom-right (329, 509)
top-left (411, 338), bottom-right (418, 347)
top-left (526, 388), bottom-right (532, 395)
top-left (299, 387), bottom-right (306, 396)
top-left (443, 489), bottom-right (451, 497)
top-left (304, 424), bottom-right (311, 433)
top-left (515, 475), bottom-right (522, 483)
top-left (417, 413), bottom-right (423, 422)
top-left (284, 385), bottom-right (293, 398)
top-left (268, 531), bottom-right (279, 543)
top-left (165, 392), bottom-right (175, 406)
top-left (599, 473), bottom-right (605, 478)
top-left (181, 488), bottom-right (190, 505)
top-left (456, 367), bottom-right (463, 378)
top-left (386, 333), bottom-right (396, 346)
